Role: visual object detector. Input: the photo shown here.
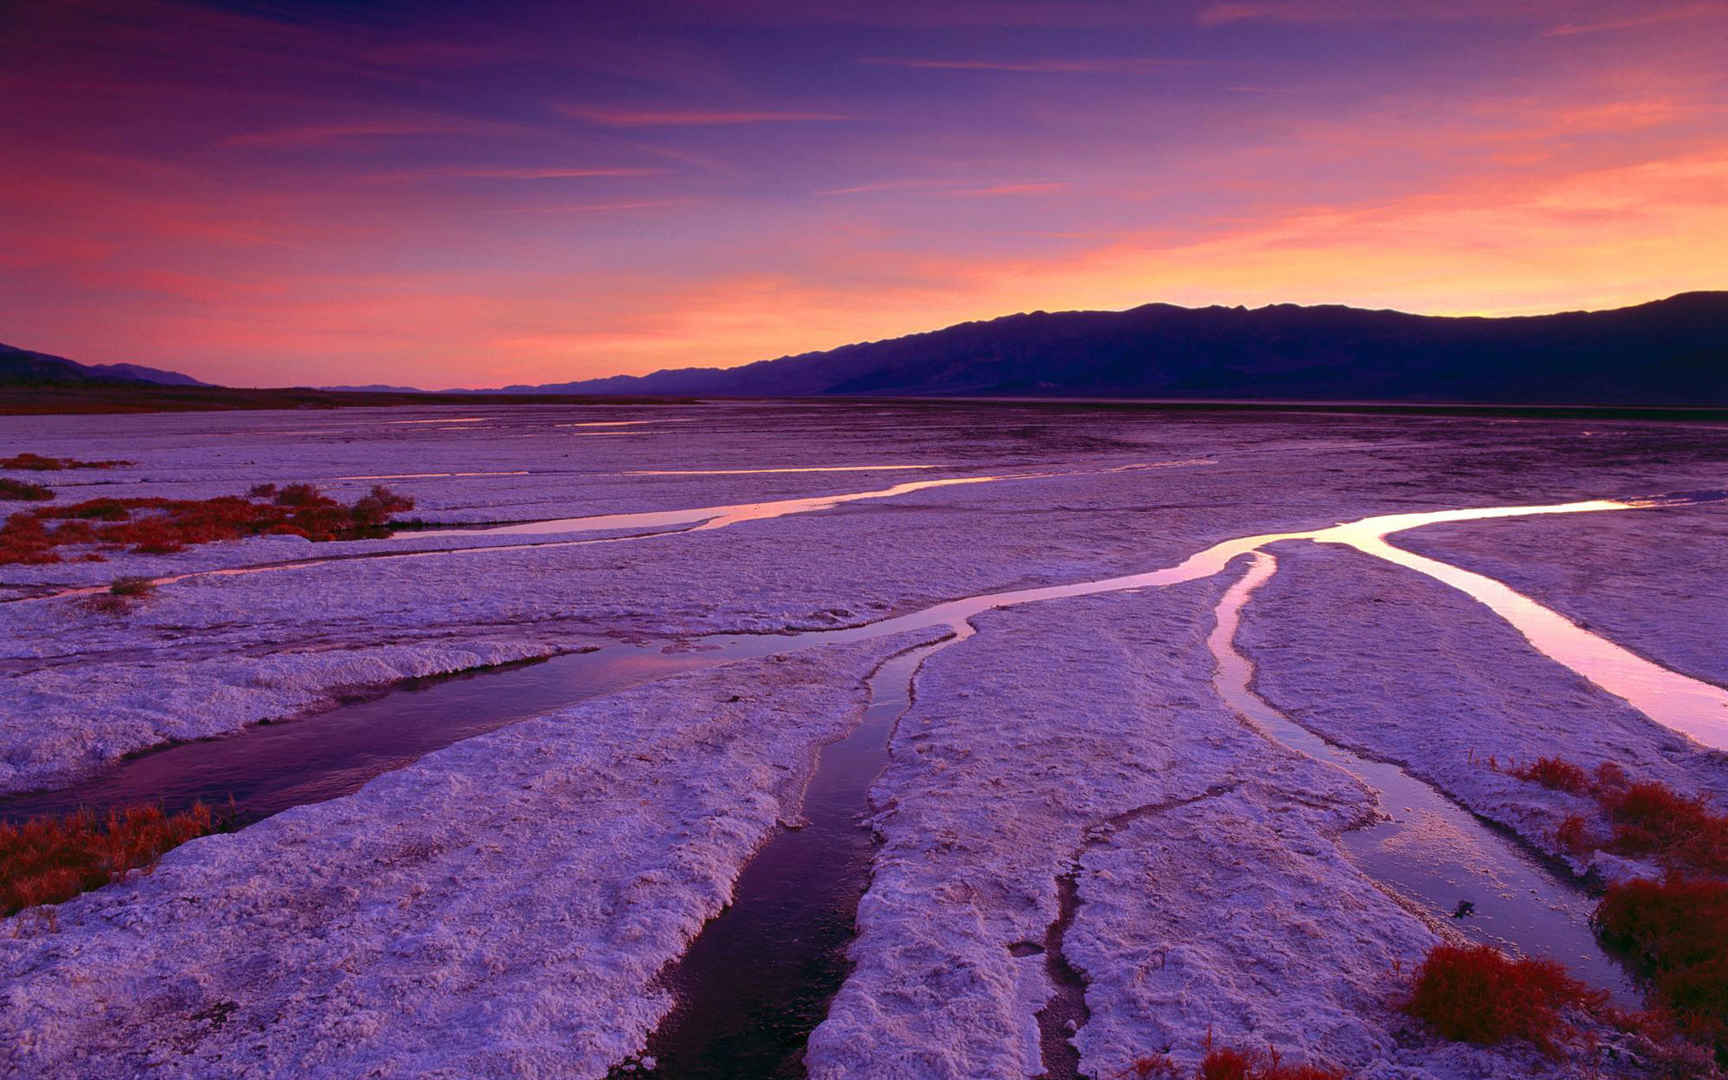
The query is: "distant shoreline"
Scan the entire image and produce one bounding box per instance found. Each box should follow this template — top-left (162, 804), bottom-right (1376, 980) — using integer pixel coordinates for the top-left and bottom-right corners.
top-left (5, 384), bottom-right (1727, 422)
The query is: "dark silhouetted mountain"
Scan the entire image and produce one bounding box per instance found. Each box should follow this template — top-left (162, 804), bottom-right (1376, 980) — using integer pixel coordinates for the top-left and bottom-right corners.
top-left (518, 292), bottom-right (1728, 405)
top-left (81, 362), bottom-right (212, 386)
top-left (0, 343), bottom-right (212, 387)
top-left (318, 384), bottom-right (429, 393)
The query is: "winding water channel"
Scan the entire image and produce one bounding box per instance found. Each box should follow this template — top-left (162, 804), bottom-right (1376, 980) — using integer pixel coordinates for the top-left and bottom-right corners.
top-left (7, 488), bottom-right (1726, 1074)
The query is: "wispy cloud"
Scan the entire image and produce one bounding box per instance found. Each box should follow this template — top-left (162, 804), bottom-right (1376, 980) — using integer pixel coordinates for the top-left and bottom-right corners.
top-left (1545, 3), bottom-right (1726, 36)
top-left (226, 119), bottom-right (517, 147)
top-left (440, 167), bottom-right (665, 179)
top-left (557, 106), bottom-right (845, 127)
top-left (819, 179), bottom-right (1066, 197)
top-left (1194, 1), bottom-right (1488, 25)
top-left (1196, 2), bottom-right (1342, 25)
top-left (955, 182), bottom-right (1068, 196)
top-left (859, 56), bottom-right (1177, 73)
top-left (508, 198), bottom-right (702, 214)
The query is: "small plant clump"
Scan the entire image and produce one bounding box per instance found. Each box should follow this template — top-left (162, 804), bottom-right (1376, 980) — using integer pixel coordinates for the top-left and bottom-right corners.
top-left (1402, 943), bottom-right (1604, 1055)
top-left (1509, 756), bottom-right (1592, 795)
top-left (0, 803), bottom-right (219, 916)
top-left (1600, 781), bottom-right (1728, 877)
top-left (1504, 757), bottom-right (1727, 876)
top-left (1503, 757), bottom-right (1728, 1064)
top-left (0, 478), bottom-right (54, 501)
top-left (85, 575), bottom-right (159, 615)
top-left (0, 452), bottom-right (130, 471)
top-left (1594, 875), bottom-right (1728, 1060)
top-left (1554, 813), bottom-right (1593, 854)
top-left (108, 576), bottom-right (156, 597)
top-left (0, 484), bottom-right (414, 565)
top-left (1113, 1047), bottom-right (1347, 1079)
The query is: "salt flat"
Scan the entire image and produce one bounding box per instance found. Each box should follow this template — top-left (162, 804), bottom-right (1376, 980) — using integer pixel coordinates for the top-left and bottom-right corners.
top-left (2, 401), bottom-right (1725, 1078)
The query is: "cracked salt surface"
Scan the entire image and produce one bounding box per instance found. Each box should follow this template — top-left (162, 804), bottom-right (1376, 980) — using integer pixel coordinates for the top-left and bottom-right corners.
top-left (3, 403), bottom-right (1726, 1078)
top-left (1211, 551), bottom-right (1636, 1005)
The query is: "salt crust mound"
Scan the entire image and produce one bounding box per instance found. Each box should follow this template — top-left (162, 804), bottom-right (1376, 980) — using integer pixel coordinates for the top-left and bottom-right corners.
top-left (809, 585), bottom-right (1598, 1079)
top-left (0, 640), bottom-right (553, 794)
top-left (0, 634), bottom-right (934, 1079)
top-left (1398, 504), bottom-right (1728, 689)
top-left (5, 404), bottom-right (1726, 794)
top-left (5, 405), bottom-right (1728, 1077)
top-left (1242, 542), bottom-right (1728, 878)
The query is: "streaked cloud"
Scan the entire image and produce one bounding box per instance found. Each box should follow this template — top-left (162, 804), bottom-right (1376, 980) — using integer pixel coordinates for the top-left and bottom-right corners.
top-left (1545, 3), bottom-right (1727, 36)
top-left (820, 179), bottom-right (1065, 197)
top-left (226, 119), bottom-right (519, 147)
top-left (438, 167), bottom-right (665, 180)
top-left (557, 106), bottom-right (846, 127)
top-left (859, 56), bottom-right (1177, 73)
top-left (507, 198), bottom-right (703, 214)
top-left (4, 0), bottom-right (1722, 387)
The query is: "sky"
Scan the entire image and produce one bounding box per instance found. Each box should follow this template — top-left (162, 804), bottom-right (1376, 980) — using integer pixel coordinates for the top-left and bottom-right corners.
top-left (2, 0), bottom-right (1725, 388)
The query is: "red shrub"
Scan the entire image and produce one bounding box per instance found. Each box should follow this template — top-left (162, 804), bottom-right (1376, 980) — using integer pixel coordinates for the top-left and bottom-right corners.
top-left (0, 514), bottom-right (58, 563)
top-left (1554, 814), bottom-right (1593, 855)
top-left (1403, 944), bottom-right (1604, 1055)
top-left (1198, 1048), bottom-right (1255, 1080)
top-left (0, 453), bottom-right (128, 470)
top-left (0, 478), bottom-right (54, 501)
top-left (1115, 1049), bottom-right (1345, 1080)
top-left (0, 484), bottom-right (417, 564)
top-left (1594, 762), bottom-right (1629, 791)
top-left (1, 803), bottom-right (218, 915)
top-left (349, 485), bottom-right (414, 529)
top-left (1510, 757), bottom-right (1592, 795)
top-left (1600, 782), bottom-right (1728, 876)
top-left (1594, 875), bottom-right (1728, 1057)
top-left (272, 482), bottom-right (324, 507)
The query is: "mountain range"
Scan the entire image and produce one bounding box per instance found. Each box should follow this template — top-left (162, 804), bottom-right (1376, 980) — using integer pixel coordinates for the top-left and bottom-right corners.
top-left (0, 343), bottom-right (212, 387)
top-left (6, 292), bottom-right (1725, 406)
top-left (503, 292), bottom-right (1727, 405)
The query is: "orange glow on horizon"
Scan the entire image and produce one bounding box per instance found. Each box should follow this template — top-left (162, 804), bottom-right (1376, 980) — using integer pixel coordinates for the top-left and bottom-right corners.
top-left (1, 0), bottom-right (1722, 387)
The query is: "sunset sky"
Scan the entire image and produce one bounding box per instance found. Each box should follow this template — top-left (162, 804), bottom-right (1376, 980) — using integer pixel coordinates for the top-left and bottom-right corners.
top-left (4, 0), bottom-right (1725, 387)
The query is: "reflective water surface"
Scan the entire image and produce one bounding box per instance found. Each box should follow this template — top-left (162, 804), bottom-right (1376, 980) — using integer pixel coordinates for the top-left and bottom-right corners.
top-left (1210, 552), bottom-right (1636, 1003)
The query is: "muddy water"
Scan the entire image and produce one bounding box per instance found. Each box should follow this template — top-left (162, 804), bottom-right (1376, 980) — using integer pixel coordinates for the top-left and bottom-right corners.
top-left (1209, 552), bottom-right (1637, 1004)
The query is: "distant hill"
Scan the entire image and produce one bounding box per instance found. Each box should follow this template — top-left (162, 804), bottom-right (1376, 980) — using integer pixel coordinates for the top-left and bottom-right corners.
top-left (0, 343), bottom-right (212, 388)
top-left (517, 292), bottom-right (1728, 406)
top-left (319, 384), bottom-right (429, 394)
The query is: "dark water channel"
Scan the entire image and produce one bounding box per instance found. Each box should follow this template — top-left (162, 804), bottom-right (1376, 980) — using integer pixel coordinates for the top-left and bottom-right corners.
top-left (0, 647), bottom-right (727, 824)
top-left (7, 494), bottom-right (1706, 1072)
top-left (637, 638), bottom-right (955, 1077)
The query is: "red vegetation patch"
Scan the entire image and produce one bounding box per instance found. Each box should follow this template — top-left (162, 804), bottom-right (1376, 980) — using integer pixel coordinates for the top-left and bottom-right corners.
top-left (84, 576), bottom-right (158, 615)
top-left (1509, 757), bottom-right (1592, 795)
top-left (0, 478), bottom-right (54, 501)
top-left (108, 576), bottom-right (155, 597)
top-left (0, 484), bottom-right (414, 565)
top-left (1, 803), bottom-right (219, 915)
top-left (1114, 1048), bottom-right (1346, 1080)
top-left (1601, 782), bottom-right (1728, 876)
top-left (1403, 944), bottom-right (1604, 1055)
top-left (1, 452), bottom-right (130, 470)
top-left (1503, 758), bottom-right (1726, 876)
top-left (1554, 813), bottom-right (1594, 855)
top-left (1594, 875), bottom-right (1728, 1058)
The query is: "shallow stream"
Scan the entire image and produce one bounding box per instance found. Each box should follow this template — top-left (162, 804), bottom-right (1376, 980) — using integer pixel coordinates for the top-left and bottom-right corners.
top-left (8, 492), bottom-right (1724, 1072)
